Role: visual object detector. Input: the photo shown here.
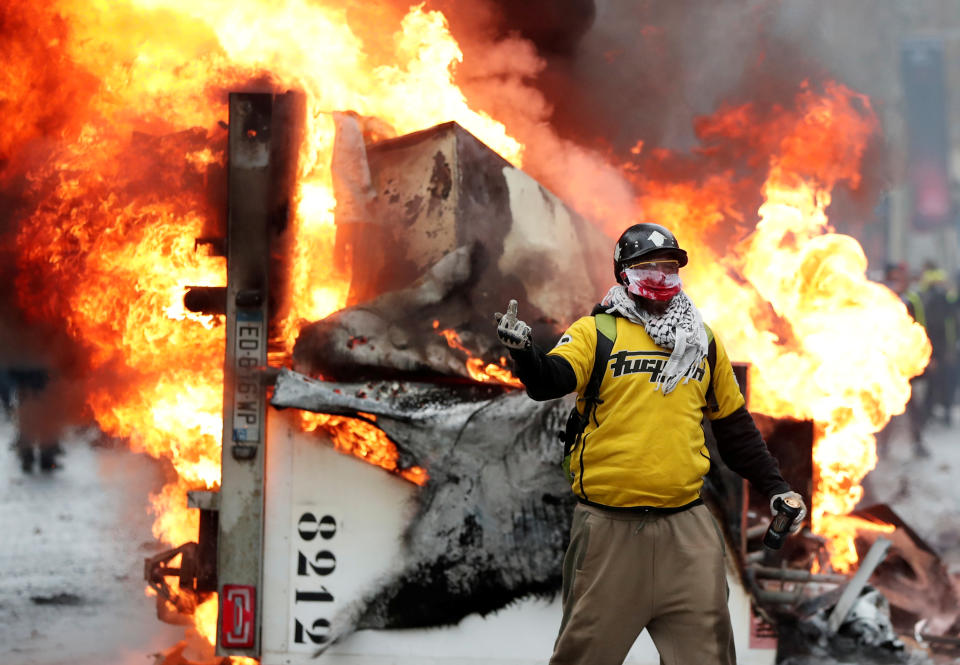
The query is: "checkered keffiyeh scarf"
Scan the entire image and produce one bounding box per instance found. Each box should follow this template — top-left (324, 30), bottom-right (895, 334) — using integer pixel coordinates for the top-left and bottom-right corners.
top-left (601, 285), bottom-right (708, 395)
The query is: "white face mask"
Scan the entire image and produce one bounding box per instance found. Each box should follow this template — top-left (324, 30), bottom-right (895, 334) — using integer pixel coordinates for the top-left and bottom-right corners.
top-left (622, 267), bottom-right (682, 301)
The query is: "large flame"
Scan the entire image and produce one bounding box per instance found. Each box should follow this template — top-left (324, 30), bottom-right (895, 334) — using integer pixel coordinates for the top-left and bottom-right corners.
top-left (6, 0), bottom-right (523, 649)
top-left (11, 1), bottom-right (523, 530)
top-left (3, 0), bottom-right (928, 655)
top-left (300, 411), bottom-right (428, 486)
top-left (635, 81), bottom-right (930, 571)
top-left (435, 321), bottom-right (524, 388)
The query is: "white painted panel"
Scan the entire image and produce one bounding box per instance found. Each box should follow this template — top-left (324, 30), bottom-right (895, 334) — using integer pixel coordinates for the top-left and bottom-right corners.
top-left (261, 412), bottom-right (417, 657)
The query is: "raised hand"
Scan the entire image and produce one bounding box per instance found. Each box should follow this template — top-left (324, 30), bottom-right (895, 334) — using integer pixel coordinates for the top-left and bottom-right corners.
top-left (494, 299), bottom-right (532, 350)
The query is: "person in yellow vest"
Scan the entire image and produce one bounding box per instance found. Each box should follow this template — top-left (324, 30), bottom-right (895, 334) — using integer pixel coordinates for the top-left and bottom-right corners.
top-left (948, 276), bottom-right (959, 423)
top-left (919, 264), bottom-right (958, 430)
top-left (494, 223), bottom-right (803, 665)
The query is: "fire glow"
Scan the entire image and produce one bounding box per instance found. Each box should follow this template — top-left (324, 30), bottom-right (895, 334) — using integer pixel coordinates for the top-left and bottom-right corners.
top-left (434, 321), bottom-right (525, 388)
top-left (632, 82), bottom-right (929, 571)
top-left (300, 411), bottom-right (428, 487)
top-left (3, 0), bottom-right (928, 649)
top-left (7, 0), bottom-right (519, 646)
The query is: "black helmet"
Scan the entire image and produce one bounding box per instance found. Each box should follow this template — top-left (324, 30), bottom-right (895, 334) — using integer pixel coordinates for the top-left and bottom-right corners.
top-left (613, 223), bottom-right (688, 284)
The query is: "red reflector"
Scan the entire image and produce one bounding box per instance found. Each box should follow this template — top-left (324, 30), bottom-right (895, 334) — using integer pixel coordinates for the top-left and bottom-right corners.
top-left (221, 584), bottom-right (256, 648)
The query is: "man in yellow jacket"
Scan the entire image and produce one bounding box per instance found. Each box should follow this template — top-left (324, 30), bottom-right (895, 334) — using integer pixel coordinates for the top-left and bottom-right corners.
top-left (495, 222), bottom-right (804, 665)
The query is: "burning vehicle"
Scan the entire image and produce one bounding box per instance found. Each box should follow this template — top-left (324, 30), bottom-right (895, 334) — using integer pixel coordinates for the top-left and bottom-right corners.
top-left (136, 96), bottom-right (947, 664)
top-left (143, 98), bottom-right (789, 662)
top-left (2, 1), bottom-right (954, 664)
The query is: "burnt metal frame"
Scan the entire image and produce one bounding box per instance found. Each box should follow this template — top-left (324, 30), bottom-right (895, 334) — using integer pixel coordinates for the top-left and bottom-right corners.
top-left (215, 92), bottom-right (274, 657)
top-left (216, 89), bottom-right (302, 658)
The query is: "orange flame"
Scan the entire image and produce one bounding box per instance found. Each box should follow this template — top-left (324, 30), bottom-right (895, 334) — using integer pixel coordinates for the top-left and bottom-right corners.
top-left (434, 321), bottom-right (524, 388)
top-left (299, 411), bottom-right (427, 486)
top-left (636, 81), bottom-right (929, 571)
top-left (7, 0), bottom-right (519, 650)
top-left (193, 595), bottom-right (220, 648)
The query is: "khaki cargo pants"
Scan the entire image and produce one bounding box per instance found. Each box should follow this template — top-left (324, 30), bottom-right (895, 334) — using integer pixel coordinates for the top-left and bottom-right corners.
top-left (549, 502), bottom-right (736, 665)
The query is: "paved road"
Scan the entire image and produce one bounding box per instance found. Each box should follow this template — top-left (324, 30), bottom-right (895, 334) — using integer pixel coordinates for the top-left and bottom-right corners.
top-left (0, 419), bottom-right (184, 665)
top-left (864, 404), bottom-right (960, 576)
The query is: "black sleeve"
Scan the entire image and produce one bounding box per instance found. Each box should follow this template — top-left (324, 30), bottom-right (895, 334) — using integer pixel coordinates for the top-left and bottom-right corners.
top-left (710, 405), bottom-right (790, 498)
top-left (507, 342), bottom-right (577, 401)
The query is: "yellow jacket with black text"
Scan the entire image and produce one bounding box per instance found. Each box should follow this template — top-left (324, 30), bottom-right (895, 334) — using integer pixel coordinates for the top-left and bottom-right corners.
top-left (508, 310), bottom-right (789, 511)
top-left (549, 315), bottom-right (743, 508)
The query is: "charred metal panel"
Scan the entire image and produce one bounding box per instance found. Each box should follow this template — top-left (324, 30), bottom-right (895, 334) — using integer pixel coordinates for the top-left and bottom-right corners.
top-left (367, 124), bottom-right (460, 286)
top-left (357, 122), bottom-right (608, 337)
top-left (851, 504), bottom-right (960, 634)
top-left (305, 123), bottom-right (612, 381)
top-left (270, 369), bottom-right (575, 629)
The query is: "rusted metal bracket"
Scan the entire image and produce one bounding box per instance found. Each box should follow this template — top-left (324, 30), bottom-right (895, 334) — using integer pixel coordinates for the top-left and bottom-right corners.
top-left (144, 542), bottom-right (201, 621)
top-left (745, 563), bottom-right (848, 607)
top-left (144, 493), bottom-right (219, 625)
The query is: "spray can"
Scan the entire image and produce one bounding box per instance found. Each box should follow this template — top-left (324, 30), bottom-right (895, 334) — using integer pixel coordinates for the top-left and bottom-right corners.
top-left (763, 495), bottom-right (803, 550)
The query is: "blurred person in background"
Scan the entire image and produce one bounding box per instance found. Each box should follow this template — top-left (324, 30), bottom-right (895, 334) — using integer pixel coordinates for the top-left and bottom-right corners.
top-left (918, 262), bottom-right (957, 430)
top-left (876, 262), bottom-right (930, 458)
top-left (952, 270), bottom-right (960, 423)
top-left (0, 368), bottom-right (13, 416)
top-left (11, 368), bottom-right (65, 473)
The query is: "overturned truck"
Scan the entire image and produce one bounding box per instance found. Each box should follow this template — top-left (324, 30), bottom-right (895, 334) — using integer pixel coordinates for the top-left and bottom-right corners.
top-left (146, 93), bottom-right (954, 665)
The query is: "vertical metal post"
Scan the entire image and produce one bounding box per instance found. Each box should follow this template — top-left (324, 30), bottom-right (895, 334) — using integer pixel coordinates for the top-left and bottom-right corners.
top-left (217, 92), bottom-right (273, 657)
